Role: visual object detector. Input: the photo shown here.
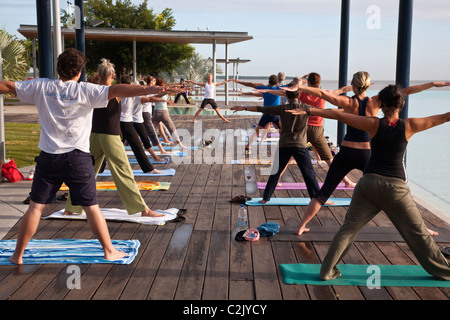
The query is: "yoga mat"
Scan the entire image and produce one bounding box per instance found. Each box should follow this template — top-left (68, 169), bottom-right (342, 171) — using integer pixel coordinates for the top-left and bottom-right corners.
top-left (43, 208), bottom-right (180, 225)
top-left (0, 239), bottom-right (140, 265)
top-left (128, 157), bottom-right (169, 164)
top-left (279, 263), bottom-right (450, 287)
top-left (245, 197), bottom-right (351, 206)
top-left (97, 168), bottom-right (176, 177)
top-left (270, 225), bottom-right (450, 242)
top-left (126, 150), bottom-right (187, 157)
top-left (257, 182), bottom-right (354, 190)
top-left (60, 181), bottom-right (171, 191)
top-left (231, 159), bottom-right (325, 165)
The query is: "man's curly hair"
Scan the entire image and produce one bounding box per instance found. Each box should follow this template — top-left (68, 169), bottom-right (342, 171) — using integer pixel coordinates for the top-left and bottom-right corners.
top-left (57, 48), bottom-right (86, 79)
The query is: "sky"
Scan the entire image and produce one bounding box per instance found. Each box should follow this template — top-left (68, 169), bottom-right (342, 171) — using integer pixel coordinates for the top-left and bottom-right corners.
top-left (1, 0), bottom-right (450, 81)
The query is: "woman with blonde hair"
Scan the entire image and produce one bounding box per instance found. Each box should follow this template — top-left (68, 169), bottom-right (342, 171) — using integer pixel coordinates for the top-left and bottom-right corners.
top-left (64, 58), bottom-right (163, 217)
top-left (283, 71), bottom-right (450, 235)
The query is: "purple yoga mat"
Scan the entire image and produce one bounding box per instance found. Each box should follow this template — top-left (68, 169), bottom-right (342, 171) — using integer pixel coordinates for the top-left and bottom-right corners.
top-left (256, 182), bottom-right (354, 190)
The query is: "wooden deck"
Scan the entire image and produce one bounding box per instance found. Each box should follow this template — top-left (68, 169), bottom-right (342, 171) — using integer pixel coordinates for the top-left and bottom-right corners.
top-left (1, 113), bottom-right (449, 303)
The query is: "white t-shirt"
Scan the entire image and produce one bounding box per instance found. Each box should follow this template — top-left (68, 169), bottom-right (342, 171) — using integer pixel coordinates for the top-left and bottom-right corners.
top-left (204, 82), bottom-right (215, 99)
top-left (120, 96), bottom-right (141, 122)
top-left (154, 94), bottom-right (168, 111)
top-left (142, 94), bottom-right (154, 114)
top-left (132, 98), bottom-right (144, 123)
top-left (15, 78), bottom-right (109, 154)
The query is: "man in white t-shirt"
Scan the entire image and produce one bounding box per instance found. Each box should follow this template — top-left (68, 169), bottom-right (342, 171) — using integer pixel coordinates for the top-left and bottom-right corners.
top-left (0, 48), bottom-right (164, 264)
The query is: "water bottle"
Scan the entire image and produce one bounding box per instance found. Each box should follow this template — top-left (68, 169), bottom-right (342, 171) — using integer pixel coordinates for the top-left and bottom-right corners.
top-left (237, 205), bottom-right (248, 231)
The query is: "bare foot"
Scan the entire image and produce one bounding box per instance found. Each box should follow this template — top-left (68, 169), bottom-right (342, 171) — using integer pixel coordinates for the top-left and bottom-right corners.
top-left (150, 169), bottom-right (163, 174)
top-left (428, 228), bottom-right (439, 236)
top-left (104, 249), bottom-right (127, 261)
top-left (8, 254), bottom-right (23, 265)
top-left (141, 208), bottom-right (164, 217)
top-left (259, 199), bottom-right (267, 204)
top-left (63, 210), bottom-right (75, 216)
top-left (295, 225), bottom-right (310, 235)
top-left (325, 200), bottom-right (335, 205)
top-left (343, 178), bottom-right (356, 188)
top-left (223, 119), bottom-right (231, 123)
top-left (153, 156), bottom-right (165, 162)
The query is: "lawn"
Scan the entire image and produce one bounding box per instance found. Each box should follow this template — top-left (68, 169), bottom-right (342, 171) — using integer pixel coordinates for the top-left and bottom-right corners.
top-left (4, 123), bottom-right (41, 168)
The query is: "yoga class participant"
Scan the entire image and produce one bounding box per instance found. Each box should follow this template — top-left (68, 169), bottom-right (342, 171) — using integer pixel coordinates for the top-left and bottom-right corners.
top-left (63, 58), bottom-right (163, 218)
top-left (0, 48), bottom-right (164, 264)
top-left (231, 75), bottom-right (282, 154)
top-left (231, 83), bottom-right (320, 203)
top-left (287, 84), bottom-right (450, 281)
top-left (283, 71), bottom-right (450, 235)
top-left (187, 74), bottom-right (231, 123)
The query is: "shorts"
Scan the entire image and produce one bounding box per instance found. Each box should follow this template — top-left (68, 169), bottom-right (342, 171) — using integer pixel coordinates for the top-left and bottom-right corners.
top-left (307, 125), bottom-right (332, 161)
top-left (257, 114), bottom-right (280, 129)
top-left (30, 150), bottom-right (97, 206)
top-left (200, 98), bottom-right (218, 109)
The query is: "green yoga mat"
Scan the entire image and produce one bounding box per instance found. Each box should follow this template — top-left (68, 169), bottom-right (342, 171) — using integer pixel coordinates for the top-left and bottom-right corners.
top-left (246, 197), bottom-right (351, 206)
top-left (280, 263), bottom-right (450, 287)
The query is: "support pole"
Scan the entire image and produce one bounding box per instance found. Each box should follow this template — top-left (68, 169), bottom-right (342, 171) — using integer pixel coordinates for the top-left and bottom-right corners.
top-left (396, 0), bottom-right (414, 120)
top-left (225, 43), bottom-right (229, 105)
top-left (337, 0), bottom-right (350, 146)
top-left (36, 0), bottom-right (53, 78)
top-left (212, 39), bottom-right (216, 83)
top-left (74, 0), bottom-right (85, 81)
top-left (0, 45), bottom-right (5, 176)
top-left (52, 0), bottom-right (62, 78)
top-left (132, 40), bottom-right (137, 82)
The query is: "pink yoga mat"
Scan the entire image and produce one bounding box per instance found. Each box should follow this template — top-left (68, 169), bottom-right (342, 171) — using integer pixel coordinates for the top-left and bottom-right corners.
top-left (256, 182), bottom-right (354, 190)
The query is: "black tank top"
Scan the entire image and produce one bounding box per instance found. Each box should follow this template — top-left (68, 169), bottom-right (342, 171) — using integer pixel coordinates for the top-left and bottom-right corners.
top-left (364, 118), bottom-right (408, 180)
top-left (343, 97), bottom-right (371, 142)
top-left (92, 98), bottom-right (121, 135)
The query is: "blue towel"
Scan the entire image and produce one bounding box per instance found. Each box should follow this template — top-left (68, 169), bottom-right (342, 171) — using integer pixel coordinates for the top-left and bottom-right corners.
top-left (246, 198), bottom-right (351, 206)
top-left (0, 239), bottom-right (140, 265)
top-left (97, 168), bottom-right (176, 177)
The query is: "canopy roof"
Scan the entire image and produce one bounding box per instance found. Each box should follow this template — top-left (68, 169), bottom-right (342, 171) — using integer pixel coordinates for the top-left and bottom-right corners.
top-left (17, 24), bottom-right (253, 45)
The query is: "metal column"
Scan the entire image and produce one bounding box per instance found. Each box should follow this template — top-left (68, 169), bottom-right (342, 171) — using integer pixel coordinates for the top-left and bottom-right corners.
top-left (36, 0), bottom-right (53, 78)
top-left (225, 43), bottom-right (229, 105)
top-left (52, 0), bottom-right (63, 78)
top-left (396, 0), bottom-right (414, 120)
top-left (212, 39), bottom-right (217, 83)
top-left (75, 0), bottom-right (85, 81)
top-left (337, 0), bottom-right (350, 146)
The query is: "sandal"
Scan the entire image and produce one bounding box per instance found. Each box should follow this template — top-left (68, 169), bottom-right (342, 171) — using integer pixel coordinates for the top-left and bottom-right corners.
top-left (230, 195), bottom-right (252, 204)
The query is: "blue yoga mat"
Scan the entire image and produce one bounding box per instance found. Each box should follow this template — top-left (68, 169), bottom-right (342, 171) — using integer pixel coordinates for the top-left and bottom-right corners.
top-left (128, 157), bottom-right (170, 164)
top-left (0, 239), bottom-right (140, 265)
top-left (280, 263), bottom-right (450, 287)
top-left (97, 168), bottom-right (176, 177)
top-left (245, 198), bottom-right (351, 206)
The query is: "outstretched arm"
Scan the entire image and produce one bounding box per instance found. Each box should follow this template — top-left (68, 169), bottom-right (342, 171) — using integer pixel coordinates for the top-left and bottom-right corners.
top-left (405, 112), bottom-right (450, 140)
top-left (0, 81), bottom-right (17, 95)
top-left (108, 84), bottom-right (164, 100)
top-left (286, 106), bottom-right (379, 138)
top-left (282, 84), bottom-right (355, 110)
top-left (185, 80), bottom-right (205, 87)
top-left (403, 81), bottom-right (450, 96)
top-left (215, 79), bottom-right (232, 86)
top-left (231, 79), bottom-right (264, 89)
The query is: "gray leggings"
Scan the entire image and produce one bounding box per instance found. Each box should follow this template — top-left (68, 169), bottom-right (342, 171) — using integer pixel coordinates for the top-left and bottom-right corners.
top-left (142, 112), bottom-right (160, 146)
top-left (152, 110), bottom-right (180, 141)
top-left (320, 173), bottom-right (450, 281)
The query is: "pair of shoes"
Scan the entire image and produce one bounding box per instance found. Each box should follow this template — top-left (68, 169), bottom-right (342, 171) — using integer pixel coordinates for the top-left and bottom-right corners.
top-left (57, 193), bottom-right (68, 201)
top-left (245, 148), bottom-right (251, 155)
top-left (230, 195), bottom-right (252, 204)
top-left (441, 246), bottom-right (450, 258)
top-left (167, 209), bottom-right (187, 223)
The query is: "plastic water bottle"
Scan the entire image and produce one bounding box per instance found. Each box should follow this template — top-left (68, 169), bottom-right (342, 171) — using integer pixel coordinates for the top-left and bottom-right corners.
top-left (237, 205), bottom-right (248, 231)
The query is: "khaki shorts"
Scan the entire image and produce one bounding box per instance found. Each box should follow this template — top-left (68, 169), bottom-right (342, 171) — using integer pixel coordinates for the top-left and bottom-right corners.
top-left (307, 125), bottom-right (332, 161)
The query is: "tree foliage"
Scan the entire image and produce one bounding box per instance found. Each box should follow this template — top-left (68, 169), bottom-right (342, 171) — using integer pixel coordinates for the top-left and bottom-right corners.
top-left (1, 28), bottom-right (31, 81)
top-left (61, 0), bottom-right (194, 77)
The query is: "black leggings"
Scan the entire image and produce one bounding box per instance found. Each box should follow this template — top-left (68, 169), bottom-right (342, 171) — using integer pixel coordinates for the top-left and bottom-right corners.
top-left (120, 121), bottom-right (154, 173)
top-left (316, 145), bottom-right (371, 204)
top-left (133, 122), bottom-right (152, 149)
top-left (200, 98), bottom-right (218, 109)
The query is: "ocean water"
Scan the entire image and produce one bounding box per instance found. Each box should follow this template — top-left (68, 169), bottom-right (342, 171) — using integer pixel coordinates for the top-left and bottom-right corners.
top-left (208, 78), bottom-right (450, 219)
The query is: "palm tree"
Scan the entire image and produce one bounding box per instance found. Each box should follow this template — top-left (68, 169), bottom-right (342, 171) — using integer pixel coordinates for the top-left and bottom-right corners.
top-left (161, 52), bottom-right (222, 83)
top-left (1, 28), bottom-right (30, 81)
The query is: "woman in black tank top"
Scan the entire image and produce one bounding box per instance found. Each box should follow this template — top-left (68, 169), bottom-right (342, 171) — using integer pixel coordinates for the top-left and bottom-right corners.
top-left (284, 72), bottom-right (450, 236)
top-left (288, 84), bottom-right (450, 281)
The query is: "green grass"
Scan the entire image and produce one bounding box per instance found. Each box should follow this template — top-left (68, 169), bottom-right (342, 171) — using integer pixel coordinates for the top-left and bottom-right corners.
top-left (4, 123), bottom-right (41, 168)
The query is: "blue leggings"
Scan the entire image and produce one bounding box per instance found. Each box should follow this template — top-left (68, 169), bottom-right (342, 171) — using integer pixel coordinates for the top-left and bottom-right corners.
top-left (263, 147), bottom-right (320, 201)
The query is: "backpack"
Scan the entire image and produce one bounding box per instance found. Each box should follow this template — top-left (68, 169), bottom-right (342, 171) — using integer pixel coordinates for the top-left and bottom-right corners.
top-left (2, 159), bottom-right (24, 183)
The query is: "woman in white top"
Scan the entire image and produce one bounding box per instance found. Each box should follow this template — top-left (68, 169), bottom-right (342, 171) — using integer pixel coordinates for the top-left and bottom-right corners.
top-left (151, 78), bottom-right (187, 148)
top-left (187, 73), bottom-right (231, 123)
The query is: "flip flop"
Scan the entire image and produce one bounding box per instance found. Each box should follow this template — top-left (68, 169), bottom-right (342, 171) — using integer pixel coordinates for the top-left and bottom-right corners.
top-left (230, 195), bottom-right (252, 204)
